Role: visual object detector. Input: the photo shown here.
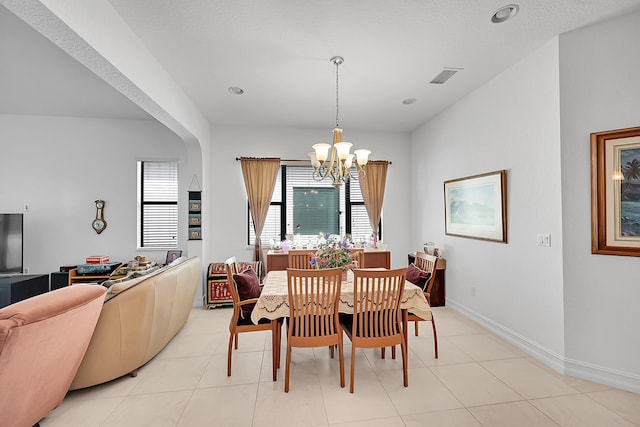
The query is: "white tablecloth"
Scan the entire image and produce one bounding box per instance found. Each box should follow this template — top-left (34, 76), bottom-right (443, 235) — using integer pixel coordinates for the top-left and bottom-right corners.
top-left (251, 270), bottom-right (432, 324)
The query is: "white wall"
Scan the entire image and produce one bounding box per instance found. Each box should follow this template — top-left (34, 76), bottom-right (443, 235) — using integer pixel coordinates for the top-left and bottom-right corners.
top-left (207, 125), bottom-right (413, 269)
top-left (559, 12), bottom-right (640, 389)
top-left (411, 39), bottom-right (566, 367)
top-left (0, 114), bottom-right (188, 275)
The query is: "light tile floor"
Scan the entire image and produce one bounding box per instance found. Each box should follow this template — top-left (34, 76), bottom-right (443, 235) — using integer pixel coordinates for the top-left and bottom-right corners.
top-left (41, 306), bottom-right (640, 426)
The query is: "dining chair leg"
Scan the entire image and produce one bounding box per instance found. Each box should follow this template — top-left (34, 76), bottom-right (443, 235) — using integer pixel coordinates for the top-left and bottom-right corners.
top-left (227, 332), bottom-right (234, 377)
top-left (349, 345), bottom-right (356, 393)
top-left (234, 332), bottom-right (239, 350)
top-left (431, 316), bottom-right (439, 359)
top-left (284, 335), bottom-right (293, 392)
top-left (401, 338), bottom-right (408, 387)
top-left (272, 320), bottom-right (280, 381)
top-left (381, 347), bottom-right (386, 359)
top-left (414, 320), bottom-right (419, 336)
top-left (391, 345), bottom-right (396, 359)
top-left (338, 337), bottom-right (345, 388)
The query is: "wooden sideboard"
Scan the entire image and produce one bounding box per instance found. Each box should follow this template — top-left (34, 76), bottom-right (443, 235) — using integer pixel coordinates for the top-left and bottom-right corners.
top-left (266, 250), bottom-right (391, 272)
top-left (408, 252), bottom-right (446, 307)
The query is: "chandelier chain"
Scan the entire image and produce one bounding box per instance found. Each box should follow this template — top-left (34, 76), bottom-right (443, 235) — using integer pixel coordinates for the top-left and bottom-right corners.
top-left (335, 58), bottom-right (340, 128)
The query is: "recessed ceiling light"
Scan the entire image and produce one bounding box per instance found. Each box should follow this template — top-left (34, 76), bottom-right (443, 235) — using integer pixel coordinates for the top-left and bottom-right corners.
top-left (228, 86), bottom-right (244, 95)
top-left (402, 98), bottom-right (417, 105)
top-left (491, 4), bottom-right (519, 23)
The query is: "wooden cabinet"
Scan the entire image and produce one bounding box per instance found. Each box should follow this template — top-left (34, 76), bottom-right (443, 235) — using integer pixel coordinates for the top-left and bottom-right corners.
top-left (67, 269), bottom-right (125, 285)
top-left (266, 250), bottom-right (391, 272)
top-left (408, 253), bottom-right (446, 307)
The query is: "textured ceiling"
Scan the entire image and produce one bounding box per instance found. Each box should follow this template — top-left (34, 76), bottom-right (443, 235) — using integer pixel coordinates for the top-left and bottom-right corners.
top-left (2, 1), bottom-right (640, 132)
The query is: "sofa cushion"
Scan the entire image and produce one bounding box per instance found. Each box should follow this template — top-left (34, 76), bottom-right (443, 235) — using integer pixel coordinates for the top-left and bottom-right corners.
top-left (406, 263), bottom-right (431, 291)
top-left (233, 266), bottom-right (261, 319)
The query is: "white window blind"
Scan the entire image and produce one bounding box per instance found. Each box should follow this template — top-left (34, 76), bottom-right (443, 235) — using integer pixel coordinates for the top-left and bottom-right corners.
top-left (248, 164), bottom-right (377, 245)
top-left (137, 161), bottom-right (178, 248)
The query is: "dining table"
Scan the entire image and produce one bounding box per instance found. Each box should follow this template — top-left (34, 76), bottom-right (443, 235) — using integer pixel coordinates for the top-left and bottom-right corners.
top-left (251, 269), bottom-right (433, 381)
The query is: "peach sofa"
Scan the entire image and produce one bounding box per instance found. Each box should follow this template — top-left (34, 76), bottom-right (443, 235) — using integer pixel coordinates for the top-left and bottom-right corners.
top-left (0, 284), bottom-right (106, 427)
top-left (69, 256), bottom-right (201, 390)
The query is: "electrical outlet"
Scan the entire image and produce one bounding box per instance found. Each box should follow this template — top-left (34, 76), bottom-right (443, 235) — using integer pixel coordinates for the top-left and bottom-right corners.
top-left (24, 203), bottom-right (30, 212)
top-left (23, 267), bottom-right (29, 274)
top-left (537, 234), bottom-right (551, 246)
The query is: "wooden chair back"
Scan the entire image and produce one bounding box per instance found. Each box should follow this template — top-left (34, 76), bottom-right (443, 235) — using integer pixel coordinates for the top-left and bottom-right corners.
top-left (351, 268), bottom-right (406, 341)
top-left (414, 251), bottom-right (437, 294)
top-left (286, 268), bottom-right (343, 342)
top-left (288, 249), bottom-right (316, 269)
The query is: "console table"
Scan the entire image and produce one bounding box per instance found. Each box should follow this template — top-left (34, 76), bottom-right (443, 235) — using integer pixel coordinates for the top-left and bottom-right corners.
top-left (0, 274), bottom-right (49, 309)
top-left (408, 252), bottom-right (446, 307)
top-left (67, 269), bottom-right (125, 285)
top-left (266, 250), bottom-right (391, 272)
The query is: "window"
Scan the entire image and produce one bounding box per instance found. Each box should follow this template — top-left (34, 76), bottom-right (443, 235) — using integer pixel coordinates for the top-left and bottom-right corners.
top-left (137, 161), bottom-right (178, 248)
top-left (248, 163), bottom-right (381, 245)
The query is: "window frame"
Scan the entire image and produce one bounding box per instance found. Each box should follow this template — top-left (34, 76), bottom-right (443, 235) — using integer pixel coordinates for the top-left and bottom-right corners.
top-left (137, 160), bottom-right (179, 249)
top-left (246, 161), bottom-right (381, 245)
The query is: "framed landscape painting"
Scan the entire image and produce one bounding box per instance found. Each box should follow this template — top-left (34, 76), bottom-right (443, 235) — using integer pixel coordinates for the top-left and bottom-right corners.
top-left (591, 126), bottom-right (640, 256)
top-left (444, 170), bottom-right (508, 243)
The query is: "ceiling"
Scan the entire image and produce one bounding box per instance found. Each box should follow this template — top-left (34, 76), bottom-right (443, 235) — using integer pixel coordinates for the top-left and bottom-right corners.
top-left (2, 1), bottom-right (640, 132)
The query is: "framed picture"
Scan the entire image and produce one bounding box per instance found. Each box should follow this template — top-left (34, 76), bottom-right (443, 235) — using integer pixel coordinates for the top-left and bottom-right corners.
top-left (189, 228), bottom-right (202, 240)
top-left (189, 214), bottom-right (201, 226)
top-left (591, 126), bottom-right (640, 256)
top-left (165, 250), bottom-right (182, 264)
top-left (444, 170), bottom-right (508, 243)
top-left (189, 200), bottom-right (201, 212)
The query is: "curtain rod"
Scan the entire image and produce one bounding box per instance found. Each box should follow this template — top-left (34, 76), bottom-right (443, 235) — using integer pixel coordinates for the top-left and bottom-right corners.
top-left (235, 157), bottom-right (392, 165)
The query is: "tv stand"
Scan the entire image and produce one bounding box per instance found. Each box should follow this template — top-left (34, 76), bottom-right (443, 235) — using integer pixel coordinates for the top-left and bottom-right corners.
top-left (0, 274), bottom-right (49, 309)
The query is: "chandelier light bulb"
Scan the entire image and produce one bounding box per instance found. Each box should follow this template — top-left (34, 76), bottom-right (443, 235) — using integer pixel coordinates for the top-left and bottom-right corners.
top-left (344, 154), bottom-right (355, 169)
top-left (354, 149), bottom-right (371, 166)
top-left (335, 142), bottom-right (353, 160)
top-left (312, 143), bottom-right (331, 163)
top-left (308, 151), bottom-right (320, 168)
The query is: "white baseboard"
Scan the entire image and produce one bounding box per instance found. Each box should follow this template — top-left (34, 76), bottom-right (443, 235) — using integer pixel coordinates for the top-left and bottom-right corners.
top-left (564, 358), bottom-right (640, 394)
top-left (446, 298), bottom-right (640, 394)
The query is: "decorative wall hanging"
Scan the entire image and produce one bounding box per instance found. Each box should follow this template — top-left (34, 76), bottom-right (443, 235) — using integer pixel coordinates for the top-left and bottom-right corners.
top-left (188, 191), bottom-right (202, 240)
top-left (444, 170), bottom-right (508, 243)
top-left (591, 126), bottom-right (640, 256)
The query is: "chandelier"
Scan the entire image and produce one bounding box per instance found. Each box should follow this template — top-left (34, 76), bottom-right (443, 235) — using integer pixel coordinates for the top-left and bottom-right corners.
top-left (308, 56), bottom-right (371, 186)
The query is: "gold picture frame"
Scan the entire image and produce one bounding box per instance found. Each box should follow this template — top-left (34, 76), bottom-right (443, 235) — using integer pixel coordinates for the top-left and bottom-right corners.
top-left (591, 126), bottom-right (640, 256)
top-left (444, 170), bottom-right (508, 243)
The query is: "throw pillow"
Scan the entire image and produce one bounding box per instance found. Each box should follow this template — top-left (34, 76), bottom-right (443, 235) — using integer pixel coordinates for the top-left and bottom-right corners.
top-left (233, 266), bottom-right (261, 319)
top-left (406, 263), bottom-right (431, 290)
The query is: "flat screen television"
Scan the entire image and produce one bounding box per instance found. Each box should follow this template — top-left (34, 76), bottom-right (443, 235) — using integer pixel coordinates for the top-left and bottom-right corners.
top-left (0, 213), bottom-right (23, 275)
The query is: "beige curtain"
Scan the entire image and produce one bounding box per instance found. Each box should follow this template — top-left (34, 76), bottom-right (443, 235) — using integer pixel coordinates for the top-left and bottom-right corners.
top-left (240, 157), bottom-right (281, 271)
top-left (360, 160), bottom-right (389, 237)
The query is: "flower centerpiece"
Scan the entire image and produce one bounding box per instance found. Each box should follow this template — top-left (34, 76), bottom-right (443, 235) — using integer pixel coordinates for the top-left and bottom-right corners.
top-left (310, 234), bottom-right (359, 274)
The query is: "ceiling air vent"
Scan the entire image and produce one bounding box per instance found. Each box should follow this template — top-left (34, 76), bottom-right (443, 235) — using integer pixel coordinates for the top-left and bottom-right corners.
top-left (430, 68), bottom-right (463, 85)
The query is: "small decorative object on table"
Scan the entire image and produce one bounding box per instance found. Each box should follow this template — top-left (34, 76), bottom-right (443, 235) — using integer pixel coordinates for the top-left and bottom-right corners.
top-left (311, 234), bottom-right (359, 279)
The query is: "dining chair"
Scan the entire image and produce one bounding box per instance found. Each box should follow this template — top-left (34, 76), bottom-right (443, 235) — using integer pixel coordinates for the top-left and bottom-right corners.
top-left (350, 248), bottom-right (365, 268)
top-left (414, 251), bottom-right (437, 305)
top-left (285, 267), bottom-right (345, 392)
top-left (407, 252), bottom-right (439, 358)
top-left (287, 249), bottom-right (316, 269)
top-left (225, 256), bottom-right (282, 377)
top-left (340, 267), bottom-right (408, 393)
